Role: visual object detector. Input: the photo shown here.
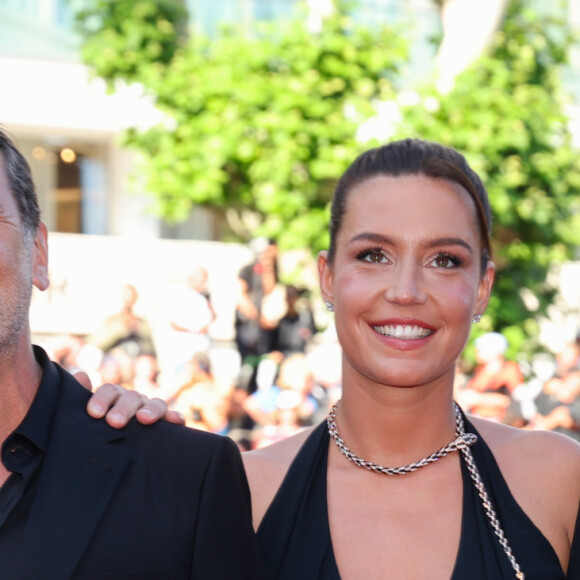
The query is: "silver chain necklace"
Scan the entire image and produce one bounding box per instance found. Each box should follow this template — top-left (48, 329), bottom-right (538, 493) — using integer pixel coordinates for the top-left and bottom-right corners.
top-left (326, 401), bottom-right (525, 579)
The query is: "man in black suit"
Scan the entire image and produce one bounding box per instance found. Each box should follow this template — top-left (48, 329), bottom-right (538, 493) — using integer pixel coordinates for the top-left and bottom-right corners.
top-left (0, 127), bottom-right (265, 579)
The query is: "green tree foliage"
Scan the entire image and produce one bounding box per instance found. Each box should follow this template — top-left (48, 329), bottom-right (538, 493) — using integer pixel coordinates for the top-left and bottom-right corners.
top-left (75, 0), bottom-right (580, 351)
top-left (397, 0), bottom-right (580, 354)
top-left (75, 0), bottom-right (188, 85)
top-left (75, 0), bottom-right (407, 249)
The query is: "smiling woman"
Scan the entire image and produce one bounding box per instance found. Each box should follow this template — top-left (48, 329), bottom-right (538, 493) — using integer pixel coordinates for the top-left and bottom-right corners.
top-left (87, 138), bottom-right (580, 580)
top-left (321, 174), bottom-right (493, 387)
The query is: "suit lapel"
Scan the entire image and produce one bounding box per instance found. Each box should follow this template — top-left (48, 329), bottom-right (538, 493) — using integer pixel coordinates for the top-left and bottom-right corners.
top-left (15, 373), bottom-right (130, 580)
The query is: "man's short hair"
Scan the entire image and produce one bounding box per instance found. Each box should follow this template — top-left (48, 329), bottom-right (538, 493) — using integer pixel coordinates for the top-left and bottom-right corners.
top-left (0, 126), bottom-right (41, 236)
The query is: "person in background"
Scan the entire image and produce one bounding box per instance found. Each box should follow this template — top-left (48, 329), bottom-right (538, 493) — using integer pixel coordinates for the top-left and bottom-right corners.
top-left (161, 265), bottom-right (216, 386)
top-left (235, 238), bottom-right (285, 391)
top-left (276, 284), bottom-right (318, 357)
top-left (130, 353), bottom-right (163, 400)
top-left (89, 283), bottom-right (156, 360)
top-left (555, 340), bottom-right (580, 379)
top-left (226, 385), bottom-right (257, 434)
top-left (170, 352), bottom-right (230, 434)
top-left (97, 353), bottom-right (130, 389)
top-left (243, 353), bottom-right (318, 429)
top-left (48, 334), bottom-right (93, 374)
top-left (253, 389), bottom-right (307, 449)
top-left (530, 364), bottom-right (580, 442)
top-left (457, 331), bottom-right (523, 422)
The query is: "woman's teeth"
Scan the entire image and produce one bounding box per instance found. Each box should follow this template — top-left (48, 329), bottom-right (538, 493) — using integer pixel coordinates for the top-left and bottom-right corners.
top-left (373, 325), bottom-right (433, 339)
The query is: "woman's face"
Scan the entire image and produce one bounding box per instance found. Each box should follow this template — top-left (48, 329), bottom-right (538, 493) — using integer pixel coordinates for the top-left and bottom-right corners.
top-left (319, 174), bottom-right (495, 393)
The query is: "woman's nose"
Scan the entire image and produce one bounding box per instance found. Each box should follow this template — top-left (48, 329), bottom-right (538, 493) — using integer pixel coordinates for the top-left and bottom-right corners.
top-left (383, 263), bottom-right (427, 305)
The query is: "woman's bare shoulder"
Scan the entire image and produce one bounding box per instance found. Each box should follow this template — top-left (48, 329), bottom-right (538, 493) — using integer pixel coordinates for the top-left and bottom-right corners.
top-left (242, 426), bottom-right (317, 530)
top-left (470, 415), bottom-right (580, 555)
top-left (470, 415), bottom-right (580, 469)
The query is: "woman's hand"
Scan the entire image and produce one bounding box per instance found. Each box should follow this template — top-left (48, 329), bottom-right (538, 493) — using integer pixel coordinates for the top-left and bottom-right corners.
top-left (75, 372), bottom-right (185, 428)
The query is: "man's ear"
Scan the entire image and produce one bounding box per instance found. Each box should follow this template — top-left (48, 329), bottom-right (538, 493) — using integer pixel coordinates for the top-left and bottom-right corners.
top-left (32, 222), bottom-right (49, 291)
top-left (318, 250), bottom-right (334, 306)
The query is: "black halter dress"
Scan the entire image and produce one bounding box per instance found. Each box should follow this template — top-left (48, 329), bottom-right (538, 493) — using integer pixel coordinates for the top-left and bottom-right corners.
top-left (257, 415), bottom-right (580, 579)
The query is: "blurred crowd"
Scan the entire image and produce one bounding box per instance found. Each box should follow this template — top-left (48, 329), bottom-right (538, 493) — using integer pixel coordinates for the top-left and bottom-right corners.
top-left (455, 331), bottom-right (580, 442)
top-left (41, 237), bottom-right (580, 449)
top-left (42, 238), bottom-right (342, 451)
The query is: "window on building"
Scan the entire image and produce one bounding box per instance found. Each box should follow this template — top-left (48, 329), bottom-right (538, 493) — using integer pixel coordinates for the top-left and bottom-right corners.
top-left (53, 147), bottom-right (82, 233)
top-left (24, 139), bottom-right (108, 235)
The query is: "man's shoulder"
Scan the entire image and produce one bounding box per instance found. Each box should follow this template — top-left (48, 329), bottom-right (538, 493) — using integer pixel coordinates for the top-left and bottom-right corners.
top-left (125, 416), bottom-right (232, 451)
top-left (53, 363), bottom-right (235, 460)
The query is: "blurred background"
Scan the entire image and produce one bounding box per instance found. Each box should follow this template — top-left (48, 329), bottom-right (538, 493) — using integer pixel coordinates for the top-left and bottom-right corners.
top-left (2, 0), bottom-right (580, 446)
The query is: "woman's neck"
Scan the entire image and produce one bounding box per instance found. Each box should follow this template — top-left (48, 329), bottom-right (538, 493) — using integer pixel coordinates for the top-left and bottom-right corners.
top-left (335, 376), bottom-right (457, 468)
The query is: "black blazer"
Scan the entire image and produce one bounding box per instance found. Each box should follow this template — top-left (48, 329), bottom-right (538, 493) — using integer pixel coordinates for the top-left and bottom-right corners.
top-left (11, 352), bottom-right (265, 580)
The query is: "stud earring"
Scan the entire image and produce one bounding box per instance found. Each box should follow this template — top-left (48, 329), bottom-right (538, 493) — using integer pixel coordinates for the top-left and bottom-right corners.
top-left (472, 314), bottom-right (481, 324)
top-left (325, 302), bottom-right (334, 312)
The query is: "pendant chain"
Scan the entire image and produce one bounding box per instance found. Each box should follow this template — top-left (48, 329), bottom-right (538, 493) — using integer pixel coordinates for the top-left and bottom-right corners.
top-left (454, 409), bottom-right (525, 579)
top-left (326, 401), bottom-right (525, 579)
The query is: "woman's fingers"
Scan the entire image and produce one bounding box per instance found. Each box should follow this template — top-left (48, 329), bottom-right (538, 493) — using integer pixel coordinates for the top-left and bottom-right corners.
top-left (105, 388), bottom-right (149, 428)
top-left (86, 383), bottom-right (124, 418)
top-left (86, 383), bottom-right (144, 427)
top-left (74, 370), bottom-right (93, 391)
top-left (85, 384), bottom-right (185, 428)
top-left (135, 397), bottom-right (183, 425)
top-left (164, 409), bottom-right (186, 426)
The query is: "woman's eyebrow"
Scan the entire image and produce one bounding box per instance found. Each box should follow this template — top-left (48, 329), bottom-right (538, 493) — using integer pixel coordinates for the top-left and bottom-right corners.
top-left (348, 232), bottom-right (396, 245)
top-left (348, 232), bottom-right (473, 254)
top-left (420, 237), bottom-right (473, 254)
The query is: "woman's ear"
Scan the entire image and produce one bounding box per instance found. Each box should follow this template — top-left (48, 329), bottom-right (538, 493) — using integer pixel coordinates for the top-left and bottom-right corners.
top-left (318, 250), bottom-right (334, 305)
top-left (475, 261), bottom-right (495, 316)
